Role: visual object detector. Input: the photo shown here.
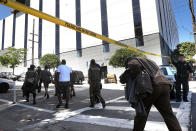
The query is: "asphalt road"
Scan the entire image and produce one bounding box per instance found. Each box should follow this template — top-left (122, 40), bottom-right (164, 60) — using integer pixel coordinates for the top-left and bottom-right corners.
top-left (0, 81), bottom-right (190, 131)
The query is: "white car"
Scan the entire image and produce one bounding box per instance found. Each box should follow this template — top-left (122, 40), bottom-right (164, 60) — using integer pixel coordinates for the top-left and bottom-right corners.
top-left (0, 78), bottom-right (14, 93)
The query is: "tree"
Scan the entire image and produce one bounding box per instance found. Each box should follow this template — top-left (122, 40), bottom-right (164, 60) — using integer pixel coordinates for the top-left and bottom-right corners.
top-left (109, 48), bottom-right (147, 68)
top-left (171, 42), bottom-right (196, 63)
top-left (0, 47), bottom-right (27, 74)
top-left (40, 54), bottom-right (60, 70)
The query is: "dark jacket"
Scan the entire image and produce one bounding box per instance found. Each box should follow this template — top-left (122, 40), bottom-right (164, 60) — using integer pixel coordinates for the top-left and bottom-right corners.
top-left (88, 64), bottom-right (101, 83)
top-left (24, 69), bottom-right (38, 92)
top-left (40, 70), bottom-right (52, 84)
top-left (172, 61), bottom-right (193, 78)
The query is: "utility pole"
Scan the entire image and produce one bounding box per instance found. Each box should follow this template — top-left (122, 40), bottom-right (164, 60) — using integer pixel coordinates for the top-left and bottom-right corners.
top-left (189, 0), bottom-right (196, 50)
top-left (29, 19), bottom-right (38, 65)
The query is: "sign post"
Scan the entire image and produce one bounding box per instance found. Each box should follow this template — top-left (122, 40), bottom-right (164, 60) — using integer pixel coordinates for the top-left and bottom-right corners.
top-left (13, 80), bottom-right (16, 104)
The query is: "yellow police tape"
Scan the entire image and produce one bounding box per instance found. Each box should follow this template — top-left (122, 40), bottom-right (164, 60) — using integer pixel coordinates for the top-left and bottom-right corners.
top-left (0, 0), bottom-right (169, 58)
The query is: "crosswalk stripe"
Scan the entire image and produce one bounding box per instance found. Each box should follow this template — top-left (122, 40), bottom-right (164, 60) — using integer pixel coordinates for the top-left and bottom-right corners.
top-left (94, 105), bottom-right (179, 113)
top-left (65, 114), bottom-right (188, 131)
top-left (0, 99), bottom-right (55, 114)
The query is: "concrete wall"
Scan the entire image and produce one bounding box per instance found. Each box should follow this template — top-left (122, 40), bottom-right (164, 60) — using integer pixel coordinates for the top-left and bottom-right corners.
top-left (60, 33), bottom-right (162, 78)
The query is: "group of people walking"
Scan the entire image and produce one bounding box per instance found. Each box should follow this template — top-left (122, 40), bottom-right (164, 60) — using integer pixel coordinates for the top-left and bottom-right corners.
top-left (22, 59), bottom-right (105, 109)
top-left (21, 55), bottom-right (194, 131)
top-left (22, 65), bottom-right (52, 104)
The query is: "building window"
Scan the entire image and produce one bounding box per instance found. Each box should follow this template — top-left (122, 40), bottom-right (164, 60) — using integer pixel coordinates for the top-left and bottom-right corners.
top-left (76, 0), bottom-right (82, 57)
top-left (132, 0), bottom-right (144, 47)
top-left (100, 0), bottom-right (110, 52)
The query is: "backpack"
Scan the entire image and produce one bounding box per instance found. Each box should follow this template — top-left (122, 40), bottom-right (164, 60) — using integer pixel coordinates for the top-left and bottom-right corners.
top-left (89, 65), bottom-right (101, 82)
top-left (26, 71), bottom-right (36, 86)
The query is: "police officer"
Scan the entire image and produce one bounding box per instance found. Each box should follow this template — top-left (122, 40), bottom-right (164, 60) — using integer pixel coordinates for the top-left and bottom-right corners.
top-left (170, 54), bottom-right (193, 102)
top-left (88, 59), bottom-right (105, 108)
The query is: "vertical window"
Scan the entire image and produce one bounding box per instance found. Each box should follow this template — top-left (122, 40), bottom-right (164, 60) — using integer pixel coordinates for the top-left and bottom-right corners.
top-left (38, 0), bottom-right (43, 59)
top-left (1, 19), bottom-right (5, 50)
top-left (100, 0), bottom-right (109, 52)
top-left (76, 0), bottom-right (82, 57)
top-left (55, 0), bottom-right (60, 57)
top-left (24, 13), bottom-right (28, 67)
top-left (12, 13), bottom-right (16, 47)
top-left (132, 0), bottom-right (144, 47)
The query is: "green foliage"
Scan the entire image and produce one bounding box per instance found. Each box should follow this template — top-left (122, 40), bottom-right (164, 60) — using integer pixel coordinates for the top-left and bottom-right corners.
top-left (172, 42), bottom-right (196, 63)
top-left (40, 54), bottom-right (60, 69)
top-left (0, 47), bottom-right (27, 74)
top-left (109, 48), bottom-right (147, 68)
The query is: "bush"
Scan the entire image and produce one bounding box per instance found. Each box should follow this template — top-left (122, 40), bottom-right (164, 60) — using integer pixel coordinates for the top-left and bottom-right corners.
top-left (109, 48), bottom-right (146, 68)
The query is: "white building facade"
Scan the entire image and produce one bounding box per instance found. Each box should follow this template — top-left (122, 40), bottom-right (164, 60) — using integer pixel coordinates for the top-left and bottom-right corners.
top-left (0, 0), bottom-right (179, 76)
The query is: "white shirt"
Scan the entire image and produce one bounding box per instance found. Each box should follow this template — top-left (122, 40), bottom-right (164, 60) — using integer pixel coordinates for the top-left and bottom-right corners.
top-left (57, 65), bottom-right (72, 82)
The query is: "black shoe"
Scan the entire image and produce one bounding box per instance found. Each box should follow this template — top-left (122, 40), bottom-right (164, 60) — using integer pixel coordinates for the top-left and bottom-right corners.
top-left (176, 99), bottom-right (181, 102)
top-left (89, 104), bottom-right (94, 108)
top-left (64, 104), bottom-right (69, 109)
top-left (47, 94), bottom-right (49, 99)
top-left (102, 102), bottom-right (106, 109)
top-left (33, 101), bottom-right (36, 105)
top-left (73, 93), bottom-right (76, 96)
top-left (183, 99), bottom-right (189, 102)
top-left (56, 103), bottom-right (62, 108)
top-left (26, 98), bottom-right (29, 102)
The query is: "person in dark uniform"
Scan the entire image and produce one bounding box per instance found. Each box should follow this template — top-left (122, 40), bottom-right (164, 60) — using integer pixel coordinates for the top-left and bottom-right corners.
top-left (24, 65), bottom-right (38, 105)
top-left (88, 59), bottom-right (105, 108)
top-left (121, 57), bottom-right (182, 131)
top-left (170, 55), bottom-right (193, 102)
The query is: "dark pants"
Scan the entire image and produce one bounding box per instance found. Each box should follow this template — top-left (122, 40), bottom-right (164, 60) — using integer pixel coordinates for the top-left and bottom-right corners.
top-left (133, 85), bottom-right (182, 131)
top-left (89, 82), bottom-right (105, 106)
top-left (38, 79), bottom-right (42, 92)
top-left (26, 91), bottom-right (36, 101)
top-left (176, 77), bottom-right (189, 101)
top-left (57, 82), bottom-right (70, 104)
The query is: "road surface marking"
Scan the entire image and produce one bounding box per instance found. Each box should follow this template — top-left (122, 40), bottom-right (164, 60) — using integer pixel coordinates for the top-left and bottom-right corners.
top-left (94, 105), bottom-right (179, 113)
top-left (17, 96), bottom-right (124, 130)
top-left (0, 99), bottom-right (55, 114)
top-left (65, 114), bottom-right (188, 131)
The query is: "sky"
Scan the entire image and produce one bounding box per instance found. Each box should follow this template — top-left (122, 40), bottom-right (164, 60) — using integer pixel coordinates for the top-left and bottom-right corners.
top-left (0, 0), bottom-right (195, 43)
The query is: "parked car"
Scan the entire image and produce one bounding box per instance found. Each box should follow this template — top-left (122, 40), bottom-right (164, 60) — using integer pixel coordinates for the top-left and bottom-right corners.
top-left (17, 72), bottom-right (26, 82)
top-left (104, 74), bottom-right (117, 84)
top-left (0, 78), bottom-right (14, 93)
top-left (0, 72), bottom-right (18, 80)
top-left (71, 70), bottom-right (85, 84)
top-left (159, 65), bottom-right (176, 99)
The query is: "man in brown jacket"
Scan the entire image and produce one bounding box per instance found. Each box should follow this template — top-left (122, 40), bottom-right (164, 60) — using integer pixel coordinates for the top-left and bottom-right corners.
top-left (122, 57), bottom-right (182, 131)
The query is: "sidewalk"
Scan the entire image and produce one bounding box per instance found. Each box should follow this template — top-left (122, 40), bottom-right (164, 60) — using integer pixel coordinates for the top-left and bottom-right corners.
top-left (190, 81), bottom-right (196, 131)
